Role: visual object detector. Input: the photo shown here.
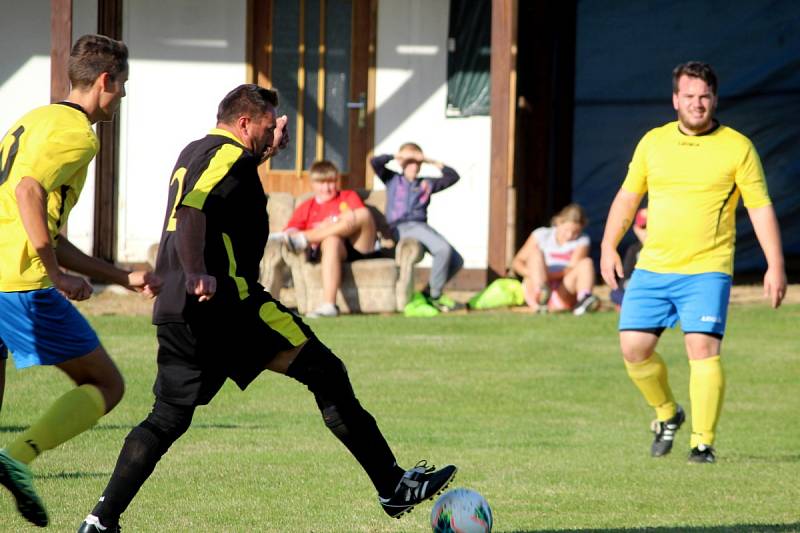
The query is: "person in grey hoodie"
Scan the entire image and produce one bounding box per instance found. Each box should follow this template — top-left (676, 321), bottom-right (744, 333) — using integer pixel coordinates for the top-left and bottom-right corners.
top-left (370, 142), bottom-right (462, 311)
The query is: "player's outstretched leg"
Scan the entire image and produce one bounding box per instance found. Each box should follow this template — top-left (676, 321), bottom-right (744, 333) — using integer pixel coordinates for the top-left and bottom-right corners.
top-left (286, 337), bottom-right (458, 518)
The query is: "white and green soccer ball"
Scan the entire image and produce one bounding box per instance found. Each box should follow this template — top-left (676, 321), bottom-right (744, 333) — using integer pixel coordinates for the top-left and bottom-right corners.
top-left (430, 487), bottom-right (493, 533)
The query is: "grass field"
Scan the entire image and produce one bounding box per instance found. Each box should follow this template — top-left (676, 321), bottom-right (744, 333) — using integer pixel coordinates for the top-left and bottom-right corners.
top-left (1, 301), bottom-right (798, 532)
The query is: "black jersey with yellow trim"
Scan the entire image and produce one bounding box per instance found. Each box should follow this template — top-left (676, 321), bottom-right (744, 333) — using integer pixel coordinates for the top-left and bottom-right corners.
top-left (153, 130), bottom-right (268, 324)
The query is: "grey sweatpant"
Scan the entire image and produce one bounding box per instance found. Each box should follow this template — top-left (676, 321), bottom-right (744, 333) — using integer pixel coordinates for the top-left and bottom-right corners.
top-left (395, 221), bottom-right (463, 298)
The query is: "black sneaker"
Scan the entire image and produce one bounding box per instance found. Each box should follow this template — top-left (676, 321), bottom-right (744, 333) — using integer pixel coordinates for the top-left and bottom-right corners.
top-left (650, 405), bottom-right (685, 457)
top-left (688, 444), bottom-right (716, 464)
top-left (573, 294), bottom-right (600, 315)
top-left (379, 461), bottom-right (457, 518)
top-left (77, 515), bottom-right (121, 532)
top-left (0, 449), bottom-right (48, 527)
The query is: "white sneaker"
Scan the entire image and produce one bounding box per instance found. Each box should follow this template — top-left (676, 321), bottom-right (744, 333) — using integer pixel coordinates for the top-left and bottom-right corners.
top-left (573, 294), bottom-right (600, 315)
top-left (268, 232), bottom-right (308, 252)
top-left (306, 303), bottom-right (339, 318)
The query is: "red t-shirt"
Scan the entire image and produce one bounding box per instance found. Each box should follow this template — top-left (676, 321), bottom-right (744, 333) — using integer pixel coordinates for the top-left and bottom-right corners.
top-left (284, 190), bottom-right (365, 231)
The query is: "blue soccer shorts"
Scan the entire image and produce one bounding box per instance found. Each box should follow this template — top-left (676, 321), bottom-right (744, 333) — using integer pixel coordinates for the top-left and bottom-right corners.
top-left (618, 269), bottom-right (732, 336)
top-left (0, 287), bottom-right (100, 368)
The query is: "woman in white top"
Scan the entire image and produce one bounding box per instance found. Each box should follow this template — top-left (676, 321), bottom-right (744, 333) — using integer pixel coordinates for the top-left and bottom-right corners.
top-left (511, 203), bottom-right (600, 315)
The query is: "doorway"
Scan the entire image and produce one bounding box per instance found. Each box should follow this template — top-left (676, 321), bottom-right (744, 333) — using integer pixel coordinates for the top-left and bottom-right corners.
top-left (249, 0), bottom-right (376, 194)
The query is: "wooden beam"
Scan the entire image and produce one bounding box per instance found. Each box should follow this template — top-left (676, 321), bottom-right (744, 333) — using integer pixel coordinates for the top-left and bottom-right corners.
top-left (50, 0), bottom-right (72, 102)
top-left (93, 0), bottom-right (123, 262)
top-left (487, 0), bottom-right (517, 280)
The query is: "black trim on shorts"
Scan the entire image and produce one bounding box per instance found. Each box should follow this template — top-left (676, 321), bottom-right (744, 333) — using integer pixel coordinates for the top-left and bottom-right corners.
top-left (683, 331), bottom-right (724, 340)
top-left (620, 327), bottom-right (666, 337)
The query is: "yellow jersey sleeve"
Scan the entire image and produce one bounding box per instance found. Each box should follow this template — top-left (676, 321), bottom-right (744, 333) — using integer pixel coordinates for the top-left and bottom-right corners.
top-left (621, 132), bottom-right (652, 195)
top-left (734, 140), bottom-right (771, 209)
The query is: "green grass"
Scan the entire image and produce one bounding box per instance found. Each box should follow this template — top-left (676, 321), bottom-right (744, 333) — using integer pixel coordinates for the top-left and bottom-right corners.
top-left (1, 303), bottom-right (799, 532)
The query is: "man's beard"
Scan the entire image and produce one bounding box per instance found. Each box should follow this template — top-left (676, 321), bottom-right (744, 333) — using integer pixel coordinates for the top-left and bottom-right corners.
top-left (678, 108), bottom-right (713, 133)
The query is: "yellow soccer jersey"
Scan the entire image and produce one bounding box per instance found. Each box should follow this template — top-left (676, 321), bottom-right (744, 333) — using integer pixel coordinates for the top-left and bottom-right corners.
top-left (622, 120), bottom-right (771, 275)
top-left (0, 103), bottom-right (98, 291)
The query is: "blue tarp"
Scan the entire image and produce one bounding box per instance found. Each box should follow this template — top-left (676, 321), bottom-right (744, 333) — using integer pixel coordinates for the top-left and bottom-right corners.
top-left (572, 0), bottom-right (800, 274)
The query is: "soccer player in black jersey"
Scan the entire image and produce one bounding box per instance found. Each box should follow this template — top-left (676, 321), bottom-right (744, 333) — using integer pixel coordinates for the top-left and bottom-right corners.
top-left (78, 84), bottom-right (456, 532)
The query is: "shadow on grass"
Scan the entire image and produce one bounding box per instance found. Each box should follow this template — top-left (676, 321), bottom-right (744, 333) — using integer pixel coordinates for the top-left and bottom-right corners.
top-left (35, 471), bottom-right (108, 480)
top-left (511, 524), bottom-right (800, 533)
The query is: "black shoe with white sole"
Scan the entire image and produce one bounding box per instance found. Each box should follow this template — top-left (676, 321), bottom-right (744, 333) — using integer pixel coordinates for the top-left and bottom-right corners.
top-left (650, 405), bottom-right (685, 457)
top-left (379, 461), bottom-right (457, 518)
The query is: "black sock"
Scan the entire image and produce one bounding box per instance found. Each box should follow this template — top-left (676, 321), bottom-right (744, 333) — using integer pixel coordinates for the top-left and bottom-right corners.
top-left (92, 424), bottom-right (166, 524)
top-left (287, 338), bottom-right (405, 497)
top-left (320, 401), bottom-right (405, 498)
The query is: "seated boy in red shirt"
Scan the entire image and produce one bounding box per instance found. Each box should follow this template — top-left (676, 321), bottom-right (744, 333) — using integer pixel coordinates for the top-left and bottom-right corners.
top-left (271, 160), bottom-right (377, 317)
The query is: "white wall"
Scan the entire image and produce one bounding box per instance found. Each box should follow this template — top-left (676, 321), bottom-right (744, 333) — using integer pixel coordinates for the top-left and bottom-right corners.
top-left (116, 0), bottom-right (247, 262)
top-left (0, 1), bottom-right (97, 254)
top-left (373, 0), bottom-right (491, 269)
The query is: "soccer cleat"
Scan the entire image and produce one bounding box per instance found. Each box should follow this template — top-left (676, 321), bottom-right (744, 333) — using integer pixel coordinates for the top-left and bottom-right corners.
top-left (688, 444), bottom-right (716, 464)
top-left (379, 461), bottom-right (457, 519)
top-left (428, 294), bottom-right (460, 312)
top-left (649, 405), bottom-right (685, 457)
top-left (77, 514), bottom-right (121, 532)
top-left (0, 449), bottom-right (48, 527)
top-left (573, 294), bottom-right (600, 315)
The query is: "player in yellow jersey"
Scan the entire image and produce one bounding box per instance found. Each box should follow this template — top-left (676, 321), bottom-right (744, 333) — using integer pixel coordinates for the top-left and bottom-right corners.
top-left (0, 35), bottom-right (161, 526)
top-left (600, 62), bottom-right (787, 464)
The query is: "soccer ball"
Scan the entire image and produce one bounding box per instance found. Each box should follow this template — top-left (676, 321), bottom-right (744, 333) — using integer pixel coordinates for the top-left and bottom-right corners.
top-left (430, 487), bottom-right (493, 533)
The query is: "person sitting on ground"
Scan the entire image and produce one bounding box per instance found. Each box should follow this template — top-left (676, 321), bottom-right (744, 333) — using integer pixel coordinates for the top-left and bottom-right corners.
top-left (370, 143), bottom-right (462, 312)
top-left (511, 203), bottom-right (600, 315)
top-left (270, 160), bottom-right (377, 318)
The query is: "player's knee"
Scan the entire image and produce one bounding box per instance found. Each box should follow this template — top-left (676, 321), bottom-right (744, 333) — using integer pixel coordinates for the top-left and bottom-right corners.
top-left (287, 337), bottom-right (355, 401)
top-left (99, 371), bottom-right (125, 413)
top-left (144, 399), bottom-right (195, 445)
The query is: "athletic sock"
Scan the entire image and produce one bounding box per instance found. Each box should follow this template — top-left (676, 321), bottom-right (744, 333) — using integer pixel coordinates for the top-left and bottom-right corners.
top-left (92, 424), bottom-right (165, 524)
top-left (689, 355), bottom-right (724, 448)
top-left (5, 384), bottom-right (105, 464)
top-left (624, 352), bottom-right (677, 421)
top-left (286, 339), bottom-right (405, 498)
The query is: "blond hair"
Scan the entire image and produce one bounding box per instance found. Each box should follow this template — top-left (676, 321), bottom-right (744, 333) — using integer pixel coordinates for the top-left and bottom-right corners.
top-left (551, 203), bottom-right (588, 227)
top-left (309, 160), bottom-right (339, 181)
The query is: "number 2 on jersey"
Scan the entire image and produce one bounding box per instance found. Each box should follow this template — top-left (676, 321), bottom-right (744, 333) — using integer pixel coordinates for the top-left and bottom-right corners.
top-left (166, 167), bottom-right (187, 232)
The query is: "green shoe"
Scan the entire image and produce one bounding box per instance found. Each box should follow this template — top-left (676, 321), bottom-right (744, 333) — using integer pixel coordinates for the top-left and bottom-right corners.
top-left (429, 294), bottom-right (460, 312)
top-left (404, 292), bottom-right (440, 317)
top-left (0, 449), bottom-right (48, 527)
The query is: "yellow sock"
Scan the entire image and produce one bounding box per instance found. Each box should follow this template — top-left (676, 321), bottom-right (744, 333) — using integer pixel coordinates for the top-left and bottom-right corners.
top-left (5, 384), bottom-right (106, 464)
top-left (624, 352), bottom-right (677, 421)
top-left (689, 356), bottom-right (724, 448)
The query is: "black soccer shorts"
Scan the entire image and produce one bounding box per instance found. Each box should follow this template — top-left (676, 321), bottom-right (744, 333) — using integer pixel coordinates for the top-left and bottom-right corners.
top-left (153, 290), bottom-right (315, 406)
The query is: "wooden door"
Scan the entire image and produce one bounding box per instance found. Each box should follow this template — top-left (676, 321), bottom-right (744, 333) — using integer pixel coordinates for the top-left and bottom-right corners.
top-left (249, 0), bottom-right (376, 195)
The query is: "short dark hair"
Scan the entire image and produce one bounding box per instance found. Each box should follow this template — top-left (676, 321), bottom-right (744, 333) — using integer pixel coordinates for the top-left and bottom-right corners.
top-left (69, 34), bottom-right (129, 89)
top-left (217, 84), bottom-right (279, 124)
top-left (672, 61), bottom-right (718, 95)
